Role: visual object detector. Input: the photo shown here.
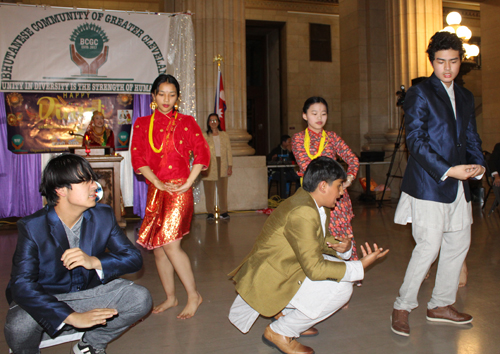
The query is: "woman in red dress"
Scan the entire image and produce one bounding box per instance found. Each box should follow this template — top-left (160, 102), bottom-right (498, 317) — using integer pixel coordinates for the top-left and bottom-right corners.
top-left (83, 110), bottom-right (115, 149)
top-left (292, 96), bottom-right (360, 260)
top-left (131, 74), bottom-right (210, 318)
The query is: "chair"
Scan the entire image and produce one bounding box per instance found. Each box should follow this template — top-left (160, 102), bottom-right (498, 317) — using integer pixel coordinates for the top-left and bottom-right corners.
top-left (268, 169), bottom-right (280, 198)
top-left (287, 180), bottom-right (300, 197)
top-left (268, 170), bottom-right (299, 198)
top-left (482, 151), bottom-right (493, 209)
top-left (482, 150), bottom-right (500, 215)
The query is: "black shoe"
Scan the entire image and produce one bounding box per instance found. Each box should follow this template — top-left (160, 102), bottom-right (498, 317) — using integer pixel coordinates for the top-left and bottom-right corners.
top-left (207, 213), bottom-right (215, 221)
top-left (73, 341), bottom-right (106, 354)
top-left (220, 212), bottom-right (230, 220)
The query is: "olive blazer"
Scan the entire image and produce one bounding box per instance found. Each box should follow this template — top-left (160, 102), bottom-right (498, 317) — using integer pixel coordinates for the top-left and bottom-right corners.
top-left (202, 131), bottom-right (233, 181)
top-left (229, 188), bottom-right (346, 317)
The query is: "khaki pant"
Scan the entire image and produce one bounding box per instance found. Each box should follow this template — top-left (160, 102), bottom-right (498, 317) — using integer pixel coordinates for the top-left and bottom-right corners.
top-left (203, 157), bottom-right (228, 214)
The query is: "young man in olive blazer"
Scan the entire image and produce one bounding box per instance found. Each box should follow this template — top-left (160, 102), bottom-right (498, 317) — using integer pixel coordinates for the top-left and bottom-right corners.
top-left (229, 157), bottom-right (388, 354)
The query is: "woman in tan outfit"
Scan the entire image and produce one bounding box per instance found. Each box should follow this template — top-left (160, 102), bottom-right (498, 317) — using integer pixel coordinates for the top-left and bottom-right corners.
top-left (202, 113), bottom-right (233, 220)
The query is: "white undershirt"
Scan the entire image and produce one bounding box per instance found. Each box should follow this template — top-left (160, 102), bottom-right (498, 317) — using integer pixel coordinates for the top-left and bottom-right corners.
top-left (213, 135), bottom-right (221, 157)
top-left (312, 199), bottom-right (363, 282)
top-left (441, 81), bottom-right (483, 181)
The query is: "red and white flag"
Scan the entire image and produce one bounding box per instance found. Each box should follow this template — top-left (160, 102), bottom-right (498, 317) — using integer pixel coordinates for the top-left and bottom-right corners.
top-left (214, 67), bottom-right (227, 131)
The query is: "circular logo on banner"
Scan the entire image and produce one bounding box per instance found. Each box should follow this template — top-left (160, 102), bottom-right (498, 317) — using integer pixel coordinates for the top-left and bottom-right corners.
top-left (70, 24), bottom-right (109, 59)
top-left (118, 131), bottom-right (129, 146)
top-left (11, 134), bottom-right (24, 150)
top-left (75, 30), bottom-right (104, 58)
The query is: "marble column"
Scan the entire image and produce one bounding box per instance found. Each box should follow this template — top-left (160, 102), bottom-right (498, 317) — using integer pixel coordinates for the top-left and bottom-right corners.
top-left (386, 0), bottom-right (443, 146)
top-left (339, 0), bottom-right (442, 195)
top-left (382, 0), bottom-right (443, 195)
top-left (480, 0), bottom-right (500, 151)
top-left (338, 0), bottom-right (392, 195)
top-left (339, 0), bottom-right (392, 154)
top-left (174, 0), bottom-right (254, 156)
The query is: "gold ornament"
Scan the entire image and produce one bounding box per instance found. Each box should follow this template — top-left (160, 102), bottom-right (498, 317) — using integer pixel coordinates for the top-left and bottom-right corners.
top-left (117, 94), bottom-right (133, 106)
top-left (150, 101), bottom-right (158, 110)
top-left (6, 93), bottom-right (23, 107)
top-left (7, 114), bottom-right (18, 126)
top-left (174, 98), bottom-right (181, 111)
top-left (149, 111), bottom-right (178, 153)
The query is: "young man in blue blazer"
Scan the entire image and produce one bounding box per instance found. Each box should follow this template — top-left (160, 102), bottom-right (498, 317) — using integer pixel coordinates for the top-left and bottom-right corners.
top-left (391, 31), bottom-right (485, 337)
top-left (4, 154), bottom-right (152, 354)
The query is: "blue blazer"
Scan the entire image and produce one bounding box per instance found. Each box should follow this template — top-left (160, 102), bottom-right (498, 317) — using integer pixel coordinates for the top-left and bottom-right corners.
top-left (6, 204), bottom-right (143, 336)
top-left (401, 73), bottom-right (485, 203)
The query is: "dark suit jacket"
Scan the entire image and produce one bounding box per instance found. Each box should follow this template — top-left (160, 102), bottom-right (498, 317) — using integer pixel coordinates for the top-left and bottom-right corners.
top-left (6, 204), bottom-right (143, 336)
top-left (401, 73), bottom-right (485, 203)
top-left (229, 188), bottom-right (346, 317)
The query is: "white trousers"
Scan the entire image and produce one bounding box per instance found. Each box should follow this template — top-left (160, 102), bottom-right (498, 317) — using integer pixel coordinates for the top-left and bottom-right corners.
top-left (229, 256), bottom-right (362, 337)
top-left (271, 278), bottom-right (353, 338)
top-left (394, 183), bottom-right (472, 311)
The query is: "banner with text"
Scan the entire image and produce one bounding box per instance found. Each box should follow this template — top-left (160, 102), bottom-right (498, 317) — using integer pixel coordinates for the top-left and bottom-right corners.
top-left (5, 92), bottom-right (133, 153)
top-left (0, 5), bottom-right (173, 94)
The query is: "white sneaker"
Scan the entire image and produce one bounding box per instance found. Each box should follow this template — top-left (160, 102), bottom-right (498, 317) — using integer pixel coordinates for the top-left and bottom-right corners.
top-left (73, 341), bottom-right (106, 354)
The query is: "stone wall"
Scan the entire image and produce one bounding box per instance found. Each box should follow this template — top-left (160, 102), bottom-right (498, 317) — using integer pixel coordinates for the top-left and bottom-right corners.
top-left (246, 2), bottom-right (342, 139)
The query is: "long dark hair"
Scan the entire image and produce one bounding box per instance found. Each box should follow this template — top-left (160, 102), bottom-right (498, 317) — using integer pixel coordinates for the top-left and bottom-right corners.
top-left (151, 74), bottom-right (180, 97)
top-left (206, 113), bottom-right (221, 135)
top-left (302, 96), bottom-right (329, 114)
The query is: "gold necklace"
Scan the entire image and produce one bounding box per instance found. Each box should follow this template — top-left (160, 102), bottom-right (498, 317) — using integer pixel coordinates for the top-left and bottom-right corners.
top-left (149, 111), bottom-right (178, 153)
top-left (304, 128), bottom-right (326, 160)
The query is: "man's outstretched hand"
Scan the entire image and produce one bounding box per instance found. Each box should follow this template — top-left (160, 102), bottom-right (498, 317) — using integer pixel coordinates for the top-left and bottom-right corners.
top-left (327, 234), bottom-right (353, 254)
top-left (360, 242), bottom-right (389, 269)
top-left (65, 309), bottom-right (118, 328)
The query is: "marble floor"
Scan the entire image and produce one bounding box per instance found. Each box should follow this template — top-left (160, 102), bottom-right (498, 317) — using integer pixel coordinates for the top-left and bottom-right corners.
top-left (1, 195), bottom-right (499, 354)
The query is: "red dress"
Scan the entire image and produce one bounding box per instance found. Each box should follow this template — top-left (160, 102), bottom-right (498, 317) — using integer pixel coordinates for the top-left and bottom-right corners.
top-left (83, 128), bottom-right (115, 149)
top-left (292, 129), bottom-right (360, 260)
top-left (131, 110), bottom-right (210, 249)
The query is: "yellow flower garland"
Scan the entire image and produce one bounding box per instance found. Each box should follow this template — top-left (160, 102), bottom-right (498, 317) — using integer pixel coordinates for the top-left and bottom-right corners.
top-left (304, 128), bottom-right (327, 160)
top-left (149, 110), bottom-right (178, 153)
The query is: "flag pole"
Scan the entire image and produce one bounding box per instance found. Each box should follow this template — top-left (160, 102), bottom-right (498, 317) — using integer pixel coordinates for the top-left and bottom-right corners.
top-left (212, 54), bottom-right (224, 220)
top-left (213, 54), bottom-right (226, 131)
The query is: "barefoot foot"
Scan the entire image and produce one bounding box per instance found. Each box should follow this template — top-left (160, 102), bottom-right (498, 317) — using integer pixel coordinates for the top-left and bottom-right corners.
top-left (152, 297), bottom-right (179, 314)
top-left (177, 292), bottom-right (203, 319)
